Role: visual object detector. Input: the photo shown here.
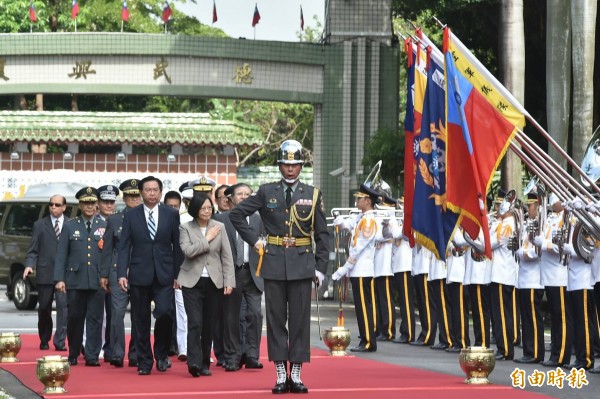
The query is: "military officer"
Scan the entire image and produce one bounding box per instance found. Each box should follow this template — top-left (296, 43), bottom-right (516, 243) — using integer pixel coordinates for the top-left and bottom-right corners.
top-left (410, 245), bottom-right (437, 347)
top-left (333, 183), bottom-right (381, 354)
top-left (514, 193), bottom-right (544, 364)
top-left (230, 140), bottom-right (329, 394)
top-left (445, 229), bottom-right (470, 352)
top-left (428, 248), bottom-right (453, 351)
top-left (55, 187), bottom-right (107, 367)
top-left (100, 179), bottom-right (141, 368)
top-left (535, 194), bottom-right (572, 367)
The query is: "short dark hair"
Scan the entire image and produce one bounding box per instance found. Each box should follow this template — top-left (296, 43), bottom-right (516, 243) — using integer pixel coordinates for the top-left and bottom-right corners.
top-left (215, 184), bottom-right (229, 199)
top-left (164, 190), bottom-right (181, 204)
top-left (187, 193), bottom-right (214, 219)
top-left (140, 175), bottom-right (163, 192)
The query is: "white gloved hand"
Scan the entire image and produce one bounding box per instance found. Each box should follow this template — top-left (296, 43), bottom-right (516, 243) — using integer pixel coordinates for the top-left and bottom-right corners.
top-left (315, 270), bottom-right (325, 287)
top-left (516, 248), bottom-right (524, 259)
top-left (533, 235), bottom-right (543, 247)
top-left (333, 216), bottom-right (345, 226)
top-left (331, 266), bottom-right (348, 281)
top-left (527, 248), bottom-right (538, 258)
top-left (562, 243), bottom-right (577, 256)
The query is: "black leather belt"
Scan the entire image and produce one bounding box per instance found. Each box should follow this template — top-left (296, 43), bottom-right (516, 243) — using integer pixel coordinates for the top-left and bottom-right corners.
top-left (237, 262), bottom-right (250, 269)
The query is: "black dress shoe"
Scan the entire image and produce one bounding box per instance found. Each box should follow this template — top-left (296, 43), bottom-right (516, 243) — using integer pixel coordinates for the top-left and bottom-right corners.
top-left (272, 381), bottom-right (289, 394)
top-left (40, 343), bottom-right (49, 350)
top-left (392, 336), bottom-right (409, 344)
top-left (563, 362), bottom-right (588, 370)
top-left (541, 360), bottom-right (561, 367)
top-left (589, 366), bottom-right (600, 374)
top-left (376, 335), bottom-right (390, 342)
top-left (200, 368), bottom-right (212, 376)
top-left (188, 364), bottom-right (201, 377)
top-left (430, 343), bottom-right (449, 350)
top-left (409, 340), bottom-right (426, 347)
top-left (129, 359), bottom-right (138, 367)
top-left (514, 356), bottom-right (539, 364)
top-left (350, 345), bottom-right (376, 353)
top-left (245, 358), bottom-right (263, 369)
top-left (156, 358), bottom-right (169, 372)
top-left (138, 369), bottom-right (151, 375)
top-left (85, 359), bottom-right (100, 367)
top-left (289, 380), bottom-right (308, 394)
top-left (54, 346), bottom-right (67, 352)
top-left (445, 346), bottom-right (462, 353)
top-left (68, 357), bottom-right (78, 366)
top-left (495, 353), bottom-right (510, 360)
top-left (225, 363), bottom-right (240, 372)
top-left (216, 360), bottom-right (224, 367)
top-left (238, 353), bottom-right (247, 369)
top-left (110, 358), bottom-right (124, 368)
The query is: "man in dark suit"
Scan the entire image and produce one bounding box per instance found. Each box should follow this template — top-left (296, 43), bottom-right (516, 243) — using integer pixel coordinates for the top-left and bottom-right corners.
top-left (55, 187), bottom-right (107, 366)
top-left (230, 140), bottom-right (329, 394)
top-left (117, 176), bottom-right (183, 376)
top-left (100, 179), bottom-right (142, 368)
top-left (24, 194), bottom-right (68, 351)
top-left (214, 183), bottom-right (264, 372)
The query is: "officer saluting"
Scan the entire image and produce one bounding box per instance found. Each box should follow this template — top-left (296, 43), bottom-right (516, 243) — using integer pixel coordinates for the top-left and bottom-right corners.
top-left (230, 140), bottom-right (329, 394)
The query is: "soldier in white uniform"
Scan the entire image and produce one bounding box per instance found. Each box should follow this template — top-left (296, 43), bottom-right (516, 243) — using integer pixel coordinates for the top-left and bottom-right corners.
top-left (514, 194), bottom-right (544, 364)
top-left (489, 197), bottom-right (519, 360)
top-left (562, 213), bottom-right (597, 370)
top-left (590, 213), bottom-right (600, 374)
top-left (388, 201), bottom-right (416, 344)
top-left (445, 229), bottom-right (470, 352)
top-left (535, 194), bottom-right (572, 367)
top-left (428, 249), bottom-right (453, 351)
top-left (410, 246), bottom-right (436, 347)
top-left (464, 228), bottom-right (492, 348)
top-left (373, 197), bottom-right (397, 341)
top-left (332, 184), bottom-right (381, 353)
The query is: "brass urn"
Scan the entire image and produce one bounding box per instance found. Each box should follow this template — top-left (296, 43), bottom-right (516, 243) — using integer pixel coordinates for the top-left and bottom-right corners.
top-left (36, 355), bottom-right (70, 394)
top-left (0, 332), bottom-right (22, 362)
top-left (322, 326), bottom-right (351, 356)
top-left (458, 346), bottom-right (496, 384)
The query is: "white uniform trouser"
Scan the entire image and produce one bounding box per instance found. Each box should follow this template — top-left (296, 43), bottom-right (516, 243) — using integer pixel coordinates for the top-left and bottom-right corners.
top-left (175, 288), bottom-right (188, 355)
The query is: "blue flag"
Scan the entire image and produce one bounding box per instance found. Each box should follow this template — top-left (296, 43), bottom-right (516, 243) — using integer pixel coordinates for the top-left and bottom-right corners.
top-left (411, 55), bottom-right (458, 261)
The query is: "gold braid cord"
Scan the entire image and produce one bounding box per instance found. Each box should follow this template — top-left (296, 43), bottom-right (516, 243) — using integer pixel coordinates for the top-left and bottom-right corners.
top-left (352, 217), bottom-right (376, 247)
top-left (289, 188), bottom-right (320, 237)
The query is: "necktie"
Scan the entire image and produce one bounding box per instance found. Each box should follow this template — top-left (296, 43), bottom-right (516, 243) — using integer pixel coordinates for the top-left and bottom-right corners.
top-left (236, 232), bottom-right (245, 266)
top-left (86, 221), bottom-right (91, 234)
top-left (286, 187), bottom-right (292, 207)
top-left (148, 211), bottom-right (156, 240)
top-left (54, 219), bottom-right (60, 238)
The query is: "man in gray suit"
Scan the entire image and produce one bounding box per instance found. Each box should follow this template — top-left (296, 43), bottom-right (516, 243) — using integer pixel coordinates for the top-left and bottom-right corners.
top-left (214, 183), bottom-right (264, 372)
top-left (100, 179), bottom-right (142, 368)
top-left (24, 194), bottom-right (68, 351)
top-left (55, 187), bottom-right (107, 367)
top-left (230, 140), bottom-right (329, 394)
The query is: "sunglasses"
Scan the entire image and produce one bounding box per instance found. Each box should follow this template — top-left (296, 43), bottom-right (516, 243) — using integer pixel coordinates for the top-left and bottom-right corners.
top-left (49, 202), bottom-right (65, 207)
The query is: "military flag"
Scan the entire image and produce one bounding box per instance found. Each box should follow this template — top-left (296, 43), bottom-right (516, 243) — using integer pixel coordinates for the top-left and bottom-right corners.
top-left (412, 47), bottom-right (458, 261)
top-left (122, 0), bottom-right (130, 23)
top-left (402, 38), bottom-right (416, 246)
top-left (162, 1), bottom-right (172, 23)
top-left (444, 27), bottom-right (525, 257)
top-left (29, 1), bottom-right (37, 23)
top-left (300, 6), bottom-right (304, 31)
top-left (213, 0), bottom-right (218, 24)
top-left (252, 3), bottom-right (261, 27)
top-left (71, 0), bottom-right (80, 20)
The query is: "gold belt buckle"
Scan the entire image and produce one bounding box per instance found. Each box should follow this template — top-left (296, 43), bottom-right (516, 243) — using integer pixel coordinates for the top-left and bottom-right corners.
top-left (283, 237), bottom-right (296, 247)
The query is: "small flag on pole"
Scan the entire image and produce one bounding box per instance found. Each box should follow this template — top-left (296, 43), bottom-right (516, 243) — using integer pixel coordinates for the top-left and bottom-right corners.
top-left (162, 1), bottom-right (172, 23)
top-left (29, 1), bottom-right (37, 23)
top-left (252, 3), bottom-right (261, 27)
top-left (212, 0), bottom-right (218, 24)
top-left (300, 6), bottom-right (304, 31)
top-left (122, 0), bottom-right (130, 23)
top-left (71, 0), bottom-right (80, 20)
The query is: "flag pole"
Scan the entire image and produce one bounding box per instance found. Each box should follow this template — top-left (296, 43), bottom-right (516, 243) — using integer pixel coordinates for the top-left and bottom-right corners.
top-left (75, 19), bottom-right (77, 32)
top-left (121, 20), bottom-right (124, 33)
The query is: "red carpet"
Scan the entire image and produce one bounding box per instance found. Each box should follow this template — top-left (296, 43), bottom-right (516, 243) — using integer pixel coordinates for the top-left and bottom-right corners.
top-left (2, 335), bottom-right (555, 399)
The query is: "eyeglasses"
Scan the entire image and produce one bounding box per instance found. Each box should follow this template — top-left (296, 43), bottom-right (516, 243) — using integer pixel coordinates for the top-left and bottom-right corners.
top-left (49, 202), bottom-right (65, 207)
top-left (200, 206), bottom-right (213, 212)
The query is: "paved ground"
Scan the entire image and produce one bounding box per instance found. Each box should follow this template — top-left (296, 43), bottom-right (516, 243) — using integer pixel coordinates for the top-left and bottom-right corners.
top-left (0, 288), bottom-right (598, 398)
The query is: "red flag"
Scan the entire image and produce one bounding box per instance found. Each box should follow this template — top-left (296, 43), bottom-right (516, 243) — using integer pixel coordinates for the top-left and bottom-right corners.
top-left (122, 0), bottom-right (130, 23)
top-left (300, 6), bottom-right (304, 31)
top-left (29, 1), bottom-right (37, 23)
top-left (444, 27), bottom-right (525, 257)
top-left (252, 4), bottom-right (261, 27)
top-left (71, 0), bottom-right (80, 20)
top-left (162, 1), bottom-right (172, 23)
top-left (212, 1), bottom-right (218, 23)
